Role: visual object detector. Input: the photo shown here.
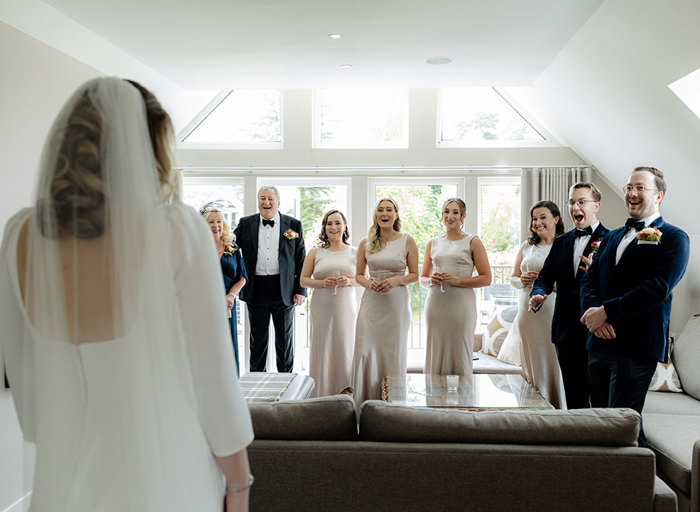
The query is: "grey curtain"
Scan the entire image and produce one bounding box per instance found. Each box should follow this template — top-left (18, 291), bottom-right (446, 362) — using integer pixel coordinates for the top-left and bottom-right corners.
top-left (520, 166), bottom-right (593, 238)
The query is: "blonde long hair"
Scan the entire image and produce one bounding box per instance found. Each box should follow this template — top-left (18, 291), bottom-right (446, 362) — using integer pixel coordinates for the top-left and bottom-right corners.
top-left (367, 198), bottom-right (401, 254)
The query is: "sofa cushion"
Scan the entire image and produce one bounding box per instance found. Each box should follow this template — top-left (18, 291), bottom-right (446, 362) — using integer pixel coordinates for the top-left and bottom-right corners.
top-left (482, 307), bottom-right (517, 356)
top-left (648, 361), bottom-right (683, 392)
top-left (497, 324), bottom-right (522, 366)
top-left (643, 412), bottom-right (700, 494)
top-left (673, 314), bottom-right (700, 400)
top-left (644, 390), bottom-right (700, 415)
top-left (249, 394), bottom-right (358, 440)
top-left (359, 402), bottom-right (640, 446)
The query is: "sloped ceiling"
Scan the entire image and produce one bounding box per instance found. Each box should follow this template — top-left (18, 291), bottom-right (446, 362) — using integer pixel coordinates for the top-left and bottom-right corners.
top-left (529, 0), bottom-right (700, 233)
top-left (39, 0), bottom-right (603, 89)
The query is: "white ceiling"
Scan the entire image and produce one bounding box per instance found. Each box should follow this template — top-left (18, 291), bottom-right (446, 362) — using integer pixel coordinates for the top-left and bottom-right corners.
top-left (41, 0), bottom-right (604, 89)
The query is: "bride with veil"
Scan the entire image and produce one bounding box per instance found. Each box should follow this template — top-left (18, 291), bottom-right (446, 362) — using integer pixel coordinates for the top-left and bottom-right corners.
top-left (0, 78), bottom-right (254, 511)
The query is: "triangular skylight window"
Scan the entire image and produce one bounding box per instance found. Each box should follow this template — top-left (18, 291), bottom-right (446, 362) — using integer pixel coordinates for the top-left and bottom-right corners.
top-left (439, 87), bottom-right (545, 146)
top-left (669, 68), bottom-right (700, 120)
top-left (181, 89), bottom-right (281, 146)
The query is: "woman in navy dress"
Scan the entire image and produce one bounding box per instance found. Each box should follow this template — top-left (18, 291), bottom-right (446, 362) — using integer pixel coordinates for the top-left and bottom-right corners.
top-left (204, 209), bottom-right (248, 374)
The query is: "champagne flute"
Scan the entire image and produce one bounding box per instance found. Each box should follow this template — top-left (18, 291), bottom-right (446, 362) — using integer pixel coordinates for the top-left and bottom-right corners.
top-left (376, 269), bottom-right (386, 293)
top-left (332, 270), bottom-right (340, 295)
top-left (434, 264), bottom-right (445, 293)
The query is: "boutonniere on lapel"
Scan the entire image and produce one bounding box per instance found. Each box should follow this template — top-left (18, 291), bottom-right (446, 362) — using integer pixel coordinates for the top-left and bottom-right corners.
top-left (590, 240), bottom-right (601, 253)
top-left (636, 227), bottom-right (662, 245)
top-left (283, 229), bottom-right (299, 240)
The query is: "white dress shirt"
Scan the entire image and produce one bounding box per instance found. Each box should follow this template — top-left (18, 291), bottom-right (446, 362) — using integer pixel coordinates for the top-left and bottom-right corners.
top-left (256, 212), bottom-right (281, 275)
top-left (615, 212), bottom-right (661, 265)
top-left (573, 221), bottom-right (600, 275)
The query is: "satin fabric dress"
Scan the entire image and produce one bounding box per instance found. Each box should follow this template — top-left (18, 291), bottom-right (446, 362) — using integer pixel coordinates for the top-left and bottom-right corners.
top-left (514, 242), bottom-right (566, 409)
top-left (220, 245), bottom-right (248, 374)
top-left (308, 246), bottom-right (357, 397)
top-left (424, 235), bottom-right (477, 375)
top-left (352, 234), bottom-right (411, 406)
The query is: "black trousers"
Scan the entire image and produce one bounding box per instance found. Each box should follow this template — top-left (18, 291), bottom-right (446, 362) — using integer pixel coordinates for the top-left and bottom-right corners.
top-left (555, 338), bottom-right (591, 409)
top-left (248, 275), bottom-right (295, 373)
top-left (588, 349), bottom-right (657, 445)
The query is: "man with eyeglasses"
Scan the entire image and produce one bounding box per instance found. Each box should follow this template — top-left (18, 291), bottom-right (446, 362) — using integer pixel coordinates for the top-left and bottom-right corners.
top-left (530, 182), bottom-right (608, 408)
top-left (580, 167), bottom-right (689, 444)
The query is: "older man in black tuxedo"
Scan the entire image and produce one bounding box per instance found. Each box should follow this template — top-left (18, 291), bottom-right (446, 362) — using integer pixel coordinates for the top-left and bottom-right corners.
top-left (580, 167), bottom-right (689, 443)
top-left (234, 186), bottom-right (306, 372)
top-left (530, 182), bottom-right (609, 409)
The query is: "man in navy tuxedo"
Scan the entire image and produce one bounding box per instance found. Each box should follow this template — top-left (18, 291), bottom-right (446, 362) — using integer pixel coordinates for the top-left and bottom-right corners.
top-left (234, 186), bottom-right (306, 372)
top-left (580, 167), bottom-right (689, 443)
top-left (530, 182), bottom-right (609, 408)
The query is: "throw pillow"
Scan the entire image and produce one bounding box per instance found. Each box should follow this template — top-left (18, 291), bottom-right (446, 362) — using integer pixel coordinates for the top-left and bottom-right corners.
top-left (482, 307), bottom-right (517, 356)
top-left (497, 322), bottom-right (522, 366)
top-left (648, 361), bottom-right (683, 392)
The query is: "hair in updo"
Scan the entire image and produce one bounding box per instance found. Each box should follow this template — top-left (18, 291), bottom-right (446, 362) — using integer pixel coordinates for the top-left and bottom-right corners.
top-left (127, 80), bottom-right (176, 202)
top-left (39, 80), bottom-right (176, 239)
top-left (40, 92), bottom-right (106, 239)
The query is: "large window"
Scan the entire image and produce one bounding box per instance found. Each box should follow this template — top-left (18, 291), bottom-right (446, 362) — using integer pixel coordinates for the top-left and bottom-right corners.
top-left (313, 88), bottom-right (408, 148)
top-left (181, 89), bottom-right (282, 147)
top-left (370, 179), bottom-right (462, 370)
top-left (181, 176), bottom-right (247, 362)
top-left (438, 87), bottom-right (545, 147)
top-left (477, 177), bottom-right (521, 328)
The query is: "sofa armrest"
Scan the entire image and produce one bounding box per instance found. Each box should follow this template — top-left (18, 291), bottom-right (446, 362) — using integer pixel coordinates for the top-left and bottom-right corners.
top-left (654, 475), bottom-right (679, 512)
top-left (693, 439), bottom-right (700, 512)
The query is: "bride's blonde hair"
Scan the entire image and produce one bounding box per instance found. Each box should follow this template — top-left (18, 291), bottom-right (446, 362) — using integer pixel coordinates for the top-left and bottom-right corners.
top-left (367, 198), bottom-right (401, 254)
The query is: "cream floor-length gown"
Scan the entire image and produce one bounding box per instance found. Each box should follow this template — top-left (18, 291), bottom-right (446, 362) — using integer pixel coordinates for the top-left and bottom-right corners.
top-left (308, 246), bottom-right (357, 397)
top-left (352, 234), bottom-right (411, 405)
top-left (514, 242), bottom-right (567, 409)
top-left (424, 235), bottom-right (477, 375)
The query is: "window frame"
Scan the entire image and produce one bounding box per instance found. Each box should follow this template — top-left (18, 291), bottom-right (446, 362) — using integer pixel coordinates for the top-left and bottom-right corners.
top-left (436, 87), bottom-right (558, 149)
top-left (178, 89), bottom-right (284, 150)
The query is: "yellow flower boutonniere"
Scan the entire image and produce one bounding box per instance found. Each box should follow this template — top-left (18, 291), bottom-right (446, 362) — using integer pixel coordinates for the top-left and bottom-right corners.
top-left (637, 227), bottom-right (662, 245)
top-left (284, 229), bottom-right (299, 240)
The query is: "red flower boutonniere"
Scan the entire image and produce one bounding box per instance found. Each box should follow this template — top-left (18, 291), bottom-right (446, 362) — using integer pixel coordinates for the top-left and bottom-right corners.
top-left (223, 245), bottom-right (236, 255)
top-left (284, 229), bottom-right (299, 240)
top-left (637, 227), bottom-right (662, 245)
top-left (590, 240), bottom-right (601, 253)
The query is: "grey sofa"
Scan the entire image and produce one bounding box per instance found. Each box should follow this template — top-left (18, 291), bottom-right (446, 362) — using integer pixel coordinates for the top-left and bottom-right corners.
top-left (644, 314), bottom-right (700, 512)
top-left (248, 395), bottom-right (676, 511)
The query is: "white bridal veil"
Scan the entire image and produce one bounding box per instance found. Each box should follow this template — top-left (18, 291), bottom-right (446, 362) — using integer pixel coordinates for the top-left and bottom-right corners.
top-left (0, 78), bottom-right (248, 510)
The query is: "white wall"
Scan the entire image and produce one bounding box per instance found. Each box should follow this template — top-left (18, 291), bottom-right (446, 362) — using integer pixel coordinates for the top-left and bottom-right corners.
top-left (0, 21), bottom-right (102, 511)
top-left (530, 0), bottom-right (700, 331)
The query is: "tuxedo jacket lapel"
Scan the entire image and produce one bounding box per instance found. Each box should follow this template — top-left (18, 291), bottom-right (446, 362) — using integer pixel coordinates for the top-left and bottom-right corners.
top-left (278, 215), bottom-right (290, 258)
top-left (249, 215), bottom-right (260, 253)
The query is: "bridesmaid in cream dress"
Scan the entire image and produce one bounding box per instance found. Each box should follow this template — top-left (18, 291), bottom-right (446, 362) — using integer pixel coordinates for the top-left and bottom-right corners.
top-left (509, 200), bottom-right (567, 408)
top-left (421, 198), bottom-right (492, 375)
top-left (352, 198), bottom-right (419, 405)
top-left (300, 210), bottom-right (358, 397)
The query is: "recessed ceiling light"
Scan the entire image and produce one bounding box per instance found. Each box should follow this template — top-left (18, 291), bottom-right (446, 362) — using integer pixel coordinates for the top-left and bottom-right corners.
top-left (340, 64), bottom-right (354, 69)
top-left (425, 56), bottom-right (454, 65)
top-left (328, 33), bottom-right (343, 39)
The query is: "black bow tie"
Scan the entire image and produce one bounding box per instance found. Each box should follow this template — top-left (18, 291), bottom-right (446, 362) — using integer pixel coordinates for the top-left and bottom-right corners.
top-left (574, 227), bottom-right (593, 238)
top-left (625, 218), bottom-right (645, 231)
top-left (262, 219), bottom-right (275, 228)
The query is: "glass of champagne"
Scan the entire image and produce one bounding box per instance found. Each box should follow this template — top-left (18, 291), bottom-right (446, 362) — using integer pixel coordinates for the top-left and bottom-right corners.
top-left (435, 264), bottom-right (445, 293)
top-left (376, 270), bottom-right (386, 293)
top-left (332, 270), bottom-right (340, 295)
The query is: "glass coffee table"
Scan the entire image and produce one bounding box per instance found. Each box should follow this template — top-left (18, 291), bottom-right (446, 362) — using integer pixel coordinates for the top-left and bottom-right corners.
top-left (382, 373), bottom-right (553, 410)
